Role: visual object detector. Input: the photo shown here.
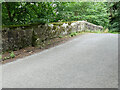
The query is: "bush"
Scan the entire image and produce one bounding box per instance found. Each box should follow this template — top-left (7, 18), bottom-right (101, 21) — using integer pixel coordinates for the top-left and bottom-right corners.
top-left (10, 51), bottom-right (15, 58)
top-left (69, 32), bottom-right (78, 37)
top-left (59, 35), bottom-right (63, 38)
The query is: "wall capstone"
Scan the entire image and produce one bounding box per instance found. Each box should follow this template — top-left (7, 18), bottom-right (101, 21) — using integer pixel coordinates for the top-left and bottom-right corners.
top-left (2, 21), bottom-right (103, 51)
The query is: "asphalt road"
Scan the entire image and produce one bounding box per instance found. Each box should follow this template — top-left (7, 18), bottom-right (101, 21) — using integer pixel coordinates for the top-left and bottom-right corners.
top-left (2, 33), bottom-right (118, 88)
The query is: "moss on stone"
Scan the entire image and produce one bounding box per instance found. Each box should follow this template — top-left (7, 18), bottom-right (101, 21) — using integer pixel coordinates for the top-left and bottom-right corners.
top-left (32, 30), bottom-right (38, 47)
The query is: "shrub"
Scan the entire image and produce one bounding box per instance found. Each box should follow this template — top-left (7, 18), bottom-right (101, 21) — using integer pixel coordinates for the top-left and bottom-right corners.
top-left (0, 55), bottom-right (2, 59)
top-left (59, 35), bottom-right (63, 38)
top-left (69, 32), bottom-right (78, 37)
top-left (10, 51), bottom-right (15, 58)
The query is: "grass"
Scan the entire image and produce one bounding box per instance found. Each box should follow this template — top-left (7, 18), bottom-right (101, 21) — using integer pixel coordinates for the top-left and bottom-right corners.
top-left (108, 31), bottom-right (119, 34)
top-left (0, 55), bottom-right (2, 60)
top-left (10, 51), bottom-right (15, 58)
top-left (1, 51), bottom-right (16, 61)
top-left (103, 29), bottom-right (119, 34)
top-left (85, 29), bottom-right (119, 34)
top-left (59, 35), bottom-right (63, 38)
top-left (69, 32), bottom-right (78, 37)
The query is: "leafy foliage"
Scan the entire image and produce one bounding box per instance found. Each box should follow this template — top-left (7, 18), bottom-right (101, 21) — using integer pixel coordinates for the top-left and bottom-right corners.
top-left (108, 2), bottom-right (120, 32)
top-left (10, 51), bottom-right (15, 58)
top-left (2, 2), bottom-right (119, 32)
top-left (69, 32), bottom-right (78, 37)
top-left (2, 2), bottom-right (55, 25)
top-left (54, 2), bottom-right (109, 28)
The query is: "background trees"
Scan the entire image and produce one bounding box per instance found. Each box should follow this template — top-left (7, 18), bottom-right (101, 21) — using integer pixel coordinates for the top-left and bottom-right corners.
top-left (54, 2), bottom-right (109, 28)
top-left (2, 2), bottom-right (120, 32)
top-left (2, 2), bottom-right (56, 25)
top-left (108, 2), bottom-right (120, 32)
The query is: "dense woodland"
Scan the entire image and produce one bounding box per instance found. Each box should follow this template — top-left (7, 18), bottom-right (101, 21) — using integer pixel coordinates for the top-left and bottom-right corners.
top-left (2, 2), bottom-right (120, 32)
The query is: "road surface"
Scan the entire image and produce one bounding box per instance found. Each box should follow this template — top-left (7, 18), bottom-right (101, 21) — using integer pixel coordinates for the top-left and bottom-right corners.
top-left (2, 33), bottom-right (118, 88)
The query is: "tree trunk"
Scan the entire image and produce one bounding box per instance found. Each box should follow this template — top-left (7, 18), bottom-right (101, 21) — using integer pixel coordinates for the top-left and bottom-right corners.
top-left (4, 2), bottom-right (13, 22)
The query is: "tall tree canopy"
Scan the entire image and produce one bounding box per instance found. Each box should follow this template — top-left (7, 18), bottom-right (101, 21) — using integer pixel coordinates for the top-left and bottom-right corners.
top-left (2, 2), bottom-right (56, 25)
top-left (108, 2), bottom-right (120, 32)
top-left (2, 2), bottom-right (120, 32)
top-left (54, 2), bottom-right (109, 28)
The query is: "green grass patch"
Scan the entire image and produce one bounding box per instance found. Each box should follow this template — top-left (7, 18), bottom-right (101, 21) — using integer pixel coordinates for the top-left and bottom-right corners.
top-left (69, 32), bottom-right (78, 37)
top-left (10, 51), bottom-right (15, 58)
top-left (108, 31), bottom-right (119, 34)
top-left (59, 35), bottom-right (63, 38)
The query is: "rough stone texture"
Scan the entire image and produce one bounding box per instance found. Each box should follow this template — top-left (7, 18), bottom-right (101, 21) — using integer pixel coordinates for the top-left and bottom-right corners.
top-left (2, 28), bottom-right (33, 51)
top-left (2, 21), bottom-right (103, 51)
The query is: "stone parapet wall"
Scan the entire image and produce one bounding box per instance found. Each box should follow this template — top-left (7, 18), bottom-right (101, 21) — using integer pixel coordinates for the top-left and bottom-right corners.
top-left (2, 28), bottom-right (33, 51)
top-left (2, 21), bottom-right (103, 51)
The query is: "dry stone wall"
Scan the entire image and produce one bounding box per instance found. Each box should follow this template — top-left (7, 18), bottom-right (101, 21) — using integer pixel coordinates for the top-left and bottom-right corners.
top-left (2, 21), bottom-right (103, 51)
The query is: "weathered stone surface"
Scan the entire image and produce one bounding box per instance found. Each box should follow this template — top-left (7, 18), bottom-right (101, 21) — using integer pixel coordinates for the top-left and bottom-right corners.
top-left (2, 21), bottom-right (103, 51)
top-left (2, 28), bottom-right (33, 51)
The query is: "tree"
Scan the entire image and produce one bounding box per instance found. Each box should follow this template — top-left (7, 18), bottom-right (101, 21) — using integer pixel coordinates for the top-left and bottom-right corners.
top-left (54, 2), bottom-right (109, 28)
top-left (2, 2), bottom-right (55, 25)
top-left (2, 2), bottom-right (111, 29)
top-left (108, 2), bottom-right (120, 32)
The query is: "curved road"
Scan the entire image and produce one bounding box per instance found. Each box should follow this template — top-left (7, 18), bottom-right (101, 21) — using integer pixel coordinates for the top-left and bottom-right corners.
top-left (2, 33), bottom-right (118, 88)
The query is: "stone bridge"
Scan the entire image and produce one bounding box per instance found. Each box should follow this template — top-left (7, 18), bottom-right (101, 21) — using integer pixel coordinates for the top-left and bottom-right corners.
top-left (2, 21), bottom-right (103, 51)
